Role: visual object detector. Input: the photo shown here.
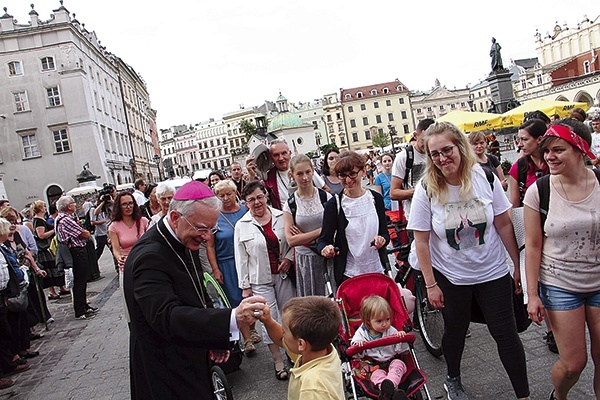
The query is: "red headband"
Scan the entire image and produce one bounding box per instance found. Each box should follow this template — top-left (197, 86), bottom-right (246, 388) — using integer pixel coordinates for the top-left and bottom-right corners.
top-left (544, 124), bottom-right (596, 160)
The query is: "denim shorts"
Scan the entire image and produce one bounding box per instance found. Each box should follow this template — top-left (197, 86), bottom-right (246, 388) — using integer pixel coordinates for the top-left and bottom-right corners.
top-left (539, 282), bottom-right (600, 311)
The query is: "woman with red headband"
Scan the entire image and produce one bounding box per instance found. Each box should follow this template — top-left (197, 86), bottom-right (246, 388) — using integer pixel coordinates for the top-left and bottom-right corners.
top-left (524, 118), bottom-right (600, 400)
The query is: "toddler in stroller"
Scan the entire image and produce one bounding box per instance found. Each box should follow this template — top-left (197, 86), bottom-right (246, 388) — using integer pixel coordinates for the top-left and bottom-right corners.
top-left (351, 295), bottom-right (409, 400)
top-left (337, 273), bottom-right (427, 400)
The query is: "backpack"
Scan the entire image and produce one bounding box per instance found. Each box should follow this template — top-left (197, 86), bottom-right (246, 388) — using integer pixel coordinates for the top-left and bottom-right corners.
top-left (83, 208), bottom-right (95, 234)
top-left (536, 168), bottom-right (600, 233)
top-left (287, 188), bottom-right (329, 221)
top-left (402, 145), bottom-right (414, 189)
top-left (516, 157), bottom-right (529, 206)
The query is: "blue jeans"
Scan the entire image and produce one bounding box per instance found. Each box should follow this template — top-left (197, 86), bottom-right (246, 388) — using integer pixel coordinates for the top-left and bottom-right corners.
top-left (539, 282), bottom-right (600, 311)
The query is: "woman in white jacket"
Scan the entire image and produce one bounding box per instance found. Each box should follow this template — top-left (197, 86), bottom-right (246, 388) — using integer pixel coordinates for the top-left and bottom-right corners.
top-left (234, 180), bottom-right (296, 380)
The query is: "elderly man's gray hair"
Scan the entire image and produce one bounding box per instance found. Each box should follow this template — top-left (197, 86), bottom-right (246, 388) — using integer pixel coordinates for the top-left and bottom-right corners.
top-left (56, 196), bottom-right (74, 212)
top-left (169, 197), bottom-right (221, 217)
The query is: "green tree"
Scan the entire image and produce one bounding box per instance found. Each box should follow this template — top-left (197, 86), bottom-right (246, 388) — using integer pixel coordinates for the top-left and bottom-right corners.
top-left (319, 143), bottom-right (339, 155)
top-left (372, 132), bottom-right (390, 153)
top-left (239, 119), bottom-right (257, 141)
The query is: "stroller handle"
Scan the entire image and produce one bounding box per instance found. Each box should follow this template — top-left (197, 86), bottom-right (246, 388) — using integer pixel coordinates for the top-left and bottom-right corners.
top-left (346, 332), bottom-right (416, 357)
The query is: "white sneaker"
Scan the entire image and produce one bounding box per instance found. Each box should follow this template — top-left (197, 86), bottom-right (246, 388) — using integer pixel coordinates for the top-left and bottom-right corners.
top-left (444, 376), bottom-right (468, 400)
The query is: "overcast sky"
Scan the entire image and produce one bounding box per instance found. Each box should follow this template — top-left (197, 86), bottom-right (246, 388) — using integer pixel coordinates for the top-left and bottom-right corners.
top-left (3, 0), bottom-right (599, 128)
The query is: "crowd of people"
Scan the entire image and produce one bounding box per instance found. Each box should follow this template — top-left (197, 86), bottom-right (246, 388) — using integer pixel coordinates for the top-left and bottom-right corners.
top-left (0, 110), bottom-right (599, 399)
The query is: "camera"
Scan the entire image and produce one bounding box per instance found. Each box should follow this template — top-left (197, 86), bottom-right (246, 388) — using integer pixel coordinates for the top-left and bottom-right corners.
top-left (98, 183), bottom-right (115, 203)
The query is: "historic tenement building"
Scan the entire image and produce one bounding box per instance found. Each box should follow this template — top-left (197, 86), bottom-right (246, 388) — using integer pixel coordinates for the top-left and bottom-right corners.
top-left (0, 4), bottom-right (157, 206)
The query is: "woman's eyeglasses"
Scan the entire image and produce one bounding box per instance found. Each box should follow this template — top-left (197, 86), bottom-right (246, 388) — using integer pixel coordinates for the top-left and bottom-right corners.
top-left (429, 145), bottom-right (456, 160)
top-left (338, 170), bottom-right (360, 180)
top-left (245, 194), bottom-right (267, 203)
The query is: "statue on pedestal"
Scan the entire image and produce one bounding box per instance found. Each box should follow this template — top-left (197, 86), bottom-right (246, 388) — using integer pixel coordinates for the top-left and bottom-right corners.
top-left (490, 37), bottom-right (503, 72)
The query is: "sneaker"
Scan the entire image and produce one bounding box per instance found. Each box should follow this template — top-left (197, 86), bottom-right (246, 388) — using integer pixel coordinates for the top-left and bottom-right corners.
top-left (0, 378), bottom-right (14, 389)
top-left (46, 317), bottom-right (55, 324)
top-left (444, 376), bottom-right (468, 400)
top-left (379, 379), bottom-right (395, 400)
top-left (76, 314), bottom-right (95, 320)
top-left (86, 305), bottom-right (99, 313)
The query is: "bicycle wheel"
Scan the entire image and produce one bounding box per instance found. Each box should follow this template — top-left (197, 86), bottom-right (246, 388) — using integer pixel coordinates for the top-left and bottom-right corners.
top-left (211, 365), bottom-right (234, 400)
top-left (415, 276), bottom-right (444, 358)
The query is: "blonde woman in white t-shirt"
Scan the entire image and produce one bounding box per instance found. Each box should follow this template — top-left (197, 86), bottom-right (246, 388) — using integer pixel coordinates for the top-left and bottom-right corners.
top-left (524, 118), bottom-right (600, 400)
top-left (408, 122), bottom-right (529, 400)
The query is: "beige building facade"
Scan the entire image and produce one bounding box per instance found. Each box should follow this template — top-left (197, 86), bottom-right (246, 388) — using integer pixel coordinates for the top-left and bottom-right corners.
top-left (341, 80), bottom-right (415, 150)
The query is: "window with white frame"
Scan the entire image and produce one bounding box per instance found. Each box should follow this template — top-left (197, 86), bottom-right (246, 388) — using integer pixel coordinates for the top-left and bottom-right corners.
top-left (8, 61), bottom-right (23, 76)
top-left (20, 131), bottom-right (40, 159)
top-left (46, 86), bottom-right (61, 107)
top-left (13, 91), bottom-right (29, 112)
top-left (345, 94), bottom-right (351, 100)
top-left (41, 57), bottom-right (55, 71)
top-left (357, 92), bottom-right (363, 99)
top-left (583, 61), bottom-right (590, 74)
top-left (370, 89), bottom-right (377, 95)
top-left (52, 127), bottom-right (71, 153)
top-left (383, 88), bottom-right (389, 94)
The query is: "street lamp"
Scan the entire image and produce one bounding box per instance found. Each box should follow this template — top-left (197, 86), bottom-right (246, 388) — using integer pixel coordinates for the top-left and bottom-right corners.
top-left (153, 154), bottom-right (163, 181)
top-left (388, 125), bottom-right (397, 156)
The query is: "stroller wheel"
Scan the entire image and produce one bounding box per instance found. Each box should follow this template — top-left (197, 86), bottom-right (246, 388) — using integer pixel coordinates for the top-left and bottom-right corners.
top-left (211, 365), bottom-right (233, 400)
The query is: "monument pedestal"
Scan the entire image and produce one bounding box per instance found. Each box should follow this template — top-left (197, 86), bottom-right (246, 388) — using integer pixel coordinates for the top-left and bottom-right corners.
top-left (486, 70), bottom-right (514, 113)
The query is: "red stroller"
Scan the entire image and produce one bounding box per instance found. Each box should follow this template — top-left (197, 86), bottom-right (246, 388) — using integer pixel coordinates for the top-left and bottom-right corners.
top-left (335, 273), bottom-right (428, 400)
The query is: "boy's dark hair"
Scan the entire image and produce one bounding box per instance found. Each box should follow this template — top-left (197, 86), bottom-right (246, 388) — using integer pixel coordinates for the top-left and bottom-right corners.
top-left (283, 296), bottom-right (340, 351)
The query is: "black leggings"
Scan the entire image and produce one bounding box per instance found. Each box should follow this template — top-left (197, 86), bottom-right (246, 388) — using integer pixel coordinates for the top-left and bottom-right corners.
top-left (435, 270), bottom-right (529, 398)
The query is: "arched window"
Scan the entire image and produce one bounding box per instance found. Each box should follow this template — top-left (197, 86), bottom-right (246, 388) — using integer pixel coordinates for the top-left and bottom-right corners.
top-left (382, 87), bottom-right (389, 94)
top-left (370, 89), bottom-right (377, 95)
top-left (345, 94), bottom-right (352, 100)
top-left (356, 92), bottom-right (363, 98)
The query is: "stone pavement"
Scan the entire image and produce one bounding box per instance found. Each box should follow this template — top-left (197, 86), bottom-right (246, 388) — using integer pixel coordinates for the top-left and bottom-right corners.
top-left (0, 252), bottom-right (130, 400)
top-left (0, 247), bottom-right (595, 400)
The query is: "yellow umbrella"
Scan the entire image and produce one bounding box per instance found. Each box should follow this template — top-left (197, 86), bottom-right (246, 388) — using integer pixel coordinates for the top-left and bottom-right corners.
top-left (500, 98), bottom-right (589, 128)
top-left (438, 110), bottom-right (503, 133)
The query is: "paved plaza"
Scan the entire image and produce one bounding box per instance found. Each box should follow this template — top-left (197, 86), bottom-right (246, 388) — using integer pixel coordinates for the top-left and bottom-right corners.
top-left (0, 227), bottom-right (595, 400)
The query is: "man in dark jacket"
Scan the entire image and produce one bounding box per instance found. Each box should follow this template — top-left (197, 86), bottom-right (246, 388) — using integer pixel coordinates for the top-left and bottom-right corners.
top-left (124, 181), bottom-right (266, 399)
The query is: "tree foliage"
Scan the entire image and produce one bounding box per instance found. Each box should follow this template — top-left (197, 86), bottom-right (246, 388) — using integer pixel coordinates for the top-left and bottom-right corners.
top-left (319, 143), bottom-right (339, 155)
top-left (372, 132), bottom-right (390, 152)
top-left (239, 119), bottom-right (257, 141)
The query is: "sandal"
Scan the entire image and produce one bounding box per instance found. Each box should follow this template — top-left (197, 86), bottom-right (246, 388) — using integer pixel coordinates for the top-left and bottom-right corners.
top-left (274, 364), bottom-right (289, 381)
top-left (249, 329), bottom-right (262, 344)
top-left (243, 339), bottom-right (256, 356)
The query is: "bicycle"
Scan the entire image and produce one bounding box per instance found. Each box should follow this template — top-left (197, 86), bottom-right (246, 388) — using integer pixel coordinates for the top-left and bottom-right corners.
top-left (385, 215), bottom-right (444, 358)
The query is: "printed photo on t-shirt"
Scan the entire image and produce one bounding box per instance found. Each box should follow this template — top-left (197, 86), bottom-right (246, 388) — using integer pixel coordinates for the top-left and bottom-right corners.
top-left (444, 198), bottom-right (487, 251)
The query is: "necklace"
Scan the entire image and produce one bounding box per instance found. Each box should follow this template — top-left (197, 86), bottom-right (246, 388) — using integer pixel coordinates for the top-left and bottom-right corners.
top-left (157, 223), bottom-right (206, 308)
top-left (558, 177), bottom-right (570, 201)
top-left (557, 171), bottom-right (589, 202)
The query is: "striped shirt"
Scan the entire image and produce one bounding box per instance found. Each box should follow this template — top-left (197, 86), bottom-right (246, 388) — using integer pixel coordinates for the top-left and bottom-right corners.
top-left (55, 212), bottom-right (87, 248)
top-left (0, 251), bottom-right (9, 292)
